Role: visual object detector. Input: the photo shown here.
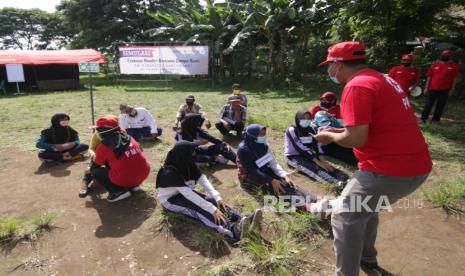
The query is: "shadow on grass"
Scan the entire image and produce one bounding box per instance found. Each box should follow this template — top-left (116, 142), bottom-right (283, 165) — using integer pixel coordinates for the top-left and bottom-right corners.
top-left (85, 187), bottom-right (156, 238)
top-left (152, 210), bottom-right (234, 259)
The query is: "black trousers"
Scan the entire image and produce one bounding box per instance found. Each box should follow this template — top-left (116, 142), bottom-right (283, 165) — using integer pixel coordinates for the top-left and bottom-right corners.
top-left (421, 90), bottom-right (449, 122)
top-left (215, 121), bottom-right (244, 137)
top-left (322, 143), bottom-right (358, 167)
top-left (91, 166), bottom-right (125, 193)
top-left (38, 143), bottom-right (89, 162)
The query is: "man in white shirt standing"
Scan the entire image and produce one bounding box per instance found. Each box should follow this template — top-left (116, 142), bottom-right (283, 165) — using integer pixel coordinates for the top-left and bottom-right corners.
top-left (119, 103), bottom-right (162, 141)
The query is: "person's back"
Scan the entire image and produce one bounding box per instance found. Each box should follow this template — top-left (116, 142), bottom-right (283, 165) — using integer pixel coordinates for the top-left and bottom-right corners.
top-left (343, 68), bottom-right (432, 176)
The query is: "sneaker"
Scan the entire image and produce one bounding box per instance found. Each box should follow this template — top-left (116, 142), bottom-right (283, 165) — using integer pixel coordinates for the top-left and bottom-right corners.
top-left (107, 190), bottom-right (131, 203)
top-left (79, 181), bottom-right (89, 198)
top-left (337, 181), bottom-right (347, 188)
top-left (237, 216), bottom-right (252, 240)
top-left (131, 186), bottom-right (142, 192)
top-left (360, 260), bottom-right (380, 271)
top-left (215, 155), bottom-right (229, 164)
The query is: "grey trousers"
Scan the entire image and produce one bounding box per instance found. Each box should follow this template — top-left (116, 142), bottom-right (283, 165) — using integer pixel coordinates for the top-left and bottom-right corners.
top-left (331, 170), bottom-right (429, 276)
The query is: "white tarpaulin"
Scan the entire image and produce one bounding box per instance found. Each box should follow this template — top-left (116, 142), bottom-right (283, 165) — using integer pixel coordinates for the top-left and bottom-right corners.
top-left (6, 64), bottom-right (25, 82)
top-left (118, 46), bottom-right (209, 75)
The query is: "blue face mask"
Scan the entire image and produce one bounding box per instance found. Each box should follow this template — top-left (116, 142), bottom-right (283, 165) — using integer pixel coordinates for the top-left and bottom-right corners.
top-left (299, 119), bottom-right (312, 128)
top-left (328, 63), bottom-right (340, 84)
top-left (256, 136), bottom-right (267, 144)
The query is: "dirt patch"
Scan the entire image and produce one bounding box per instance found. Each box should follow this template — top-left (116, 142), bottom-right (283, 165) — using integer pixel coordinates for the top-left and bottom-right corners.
top-left (1, 148), bottom-right (465, 275)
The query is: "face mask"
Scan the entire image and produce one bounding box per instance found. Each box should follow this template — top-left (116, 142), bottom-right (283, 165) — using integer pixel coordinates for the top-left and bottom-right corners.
top-left (233, 89), bottom-right (241, 95)
top-left (402, 63), bottom-right (412, 67)
top-left (256, 136), bottom-right (267, 144)
top-left (186, 101), bottom-right (194, 106)
top-left (59, 120), bottom-right (69, 127)
top-left (327, 63), bottom-right (340, 84)
top-left (320, 101), bottom-right (334, 109)
top-left (440, 56), bottom-right (450, 62)
top-left (299, 119), bottom-right (312, 128)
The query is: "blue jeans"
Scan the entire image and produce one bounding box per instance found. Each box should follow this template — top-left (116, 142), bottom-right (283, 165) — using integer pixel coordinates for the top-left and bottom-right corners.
top-left (126, 127), bottom-right (162, 141)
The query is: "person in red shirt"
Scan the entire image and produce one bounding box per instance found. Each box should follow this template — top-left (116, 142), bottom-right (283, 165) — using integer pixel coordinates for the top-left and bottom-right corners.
top-left (90, 115), bottom-right (151, 203)
top-left (387, 54), bottom-right (420, 96)
top-left (309, 91), bottom-right (342, 119)
top-left (421, 50), bottom-right (461, 122)
top-left (315, 41), bottom-right (432, 276)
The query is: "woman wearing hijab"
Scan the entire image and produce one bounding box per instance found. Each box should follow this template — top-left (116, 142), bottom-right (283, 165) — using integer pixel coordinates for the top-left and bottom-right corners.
top-left (90, 115), bottom-right (151, 202)
top-left (285, 110), bottom-right (349, 187)
top-left (36, 113), bottom-right (89, 163)
top-left (176, 113), bottom-right (236, 165)
top-left (157, 141), bottom-right (263, 240)
top-left (236, 124), bottom-right (329, 213)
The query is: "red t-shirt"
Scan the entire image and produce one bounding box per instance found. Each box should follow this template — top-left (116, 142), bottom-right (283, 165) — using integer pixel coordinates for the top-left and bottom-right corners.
top-left (427, 62), bottom-right (460, 90)
top-left (94, 138), bottom-right (151, 187)
top-left (341, 69), bottom-right (432, 177)
top-left (388, 65), bottom-right (420, 94)
top-left (309, 104), bottom-right (342, 119)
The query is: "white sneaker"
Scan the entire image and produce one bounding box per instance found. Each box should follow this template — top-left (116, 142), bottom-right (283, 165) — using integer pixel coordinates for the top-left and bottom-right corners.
top-left (215, 155), bottom-right (229, 164)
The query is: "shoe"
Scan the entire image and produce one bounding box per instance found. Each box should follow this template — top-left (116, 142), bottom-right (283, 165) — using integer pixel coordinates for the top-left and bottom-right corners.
top-left (131, 186), bottom-right (142, 192)
top-left (215, 155), bottom-right (229, 164)
top-left (107, 190), bottom-right (131, 203)
top-left (237, 215), bottom-right (252, 240)
top-left (79, 181), bottom-right (89, 198)
top-left (360, 260), bottom-right (379, 271)
top-left (337, 181), bottom-right (347, 188)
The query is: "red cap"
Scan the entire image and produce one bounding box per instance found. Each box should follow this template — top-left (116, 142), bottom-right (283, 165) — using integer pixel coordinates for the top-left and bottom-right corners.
top-left (401, 54), bottom-right (414, 62)
top-left (441, 49), bottom-right (454, 57)
top-left (320, 91), bottom-right (337, 103)
top-left (90, 115), bottom-right (119, 129)
top-left (318, 41), bottom-right (366, 67)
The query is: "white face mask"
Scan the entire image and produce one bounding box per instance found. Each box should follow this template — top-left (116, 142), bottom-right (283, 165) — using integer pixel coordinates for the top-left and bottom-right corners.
top-left (327, 63), bottom-right (340, 84)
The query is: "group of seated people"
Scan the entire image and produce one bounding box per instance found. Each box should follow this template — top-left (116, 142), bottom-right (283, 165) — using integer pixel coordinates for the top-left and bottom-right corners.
top-left (35, 84), bottom-right (357, 240)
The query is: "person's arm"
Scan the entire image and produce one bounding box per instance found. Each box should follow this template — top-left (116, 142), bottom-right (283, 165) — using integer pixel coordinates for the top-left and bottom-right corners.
top-left (89, 133), bottom-right (100, 156)
top-left (197, 174), bottom-right (222, 202)
top-left (388, 67), bottom-right (396, 78)
top-left (315, 125), bottom-right (369, 148)
top-left (177, 186), bottom-right (218, 214)
top-left (242, 107), bottom-right (247, 122)
top-left (266, 149), bottom-right (289, 178)
top-left (450, 68), bottom-right (461, 96)
top-left (198, 129), bottom-right (222, 144)
top-left (35, 134), bottom-right (55, 151)
top-left (92, 144), bottom-right (107, 166)
top-left (142, 109), bottom-right (158, 134)
top-left (237, 148), bottom-right (274, 184)
top-left (119, 114), bottom-right (130, 129)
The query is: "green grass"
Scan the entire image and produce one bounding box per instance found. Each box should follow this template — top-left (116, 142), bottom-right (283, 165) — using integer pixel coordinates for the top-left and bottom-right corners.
top-left (0, 218), bottom-right (22, 241)
top-left (423, 180), bottom-right (465, 215)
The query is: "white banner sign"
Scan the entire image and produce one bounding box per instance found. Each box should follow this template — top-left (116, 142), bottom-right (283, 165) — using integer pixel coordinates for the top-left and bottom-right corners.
top-left (118, 46), bottom-right (209, 75)
top-left (6, 64), bottom-right (25, 82)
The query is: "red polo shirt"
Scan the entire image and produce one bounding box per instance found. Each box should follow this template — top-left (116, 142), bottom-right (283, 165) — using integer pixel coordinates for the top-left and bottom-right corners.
top-left (388, 65), bottom-right (420, 94)
top-left (341, 69), bottom-right (432, 177)
top-left (427, 62), bottom-right (460, 90)
top-left (94, 137), bottom-right (151, 187)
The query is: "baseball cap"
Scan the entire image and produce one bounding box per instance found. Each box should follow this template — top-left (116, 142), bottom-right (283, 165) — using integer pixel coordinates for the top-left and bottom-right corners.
top-left (401, 54), bottom-right (414, 62)
top-left (440, 49), bottom-right (454, 57)
top-left (90, 115), bottom-right (119, 129)
top-left (320, 91), bottom-right (337, 103)
top-left (318, 41), bottom-right (366, 67)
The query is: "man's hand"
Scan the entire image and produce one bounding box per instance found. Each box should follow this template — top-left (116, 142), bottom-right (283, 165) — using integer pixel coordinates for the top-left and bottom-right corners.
top-left (284, 175), bottom-right (294, 187)
top-left (319, 126), bottom-right (345, 133)
top-left (271, 179), bottom-right (285, 195)
top-left (214, 209), bottom-right (227, 225)
top-left (314, 131), bottom-right (335, 144)
top-left (205, 120), bottom-right (212, 129)
top-left (217, 199), bottom-right (230, 211)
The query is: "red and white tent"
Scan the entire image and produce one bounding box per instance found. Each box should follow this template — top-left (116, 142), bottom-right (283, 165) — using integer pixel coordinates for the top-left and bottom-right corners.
top-left (0, 49), bottom-right (105, 65)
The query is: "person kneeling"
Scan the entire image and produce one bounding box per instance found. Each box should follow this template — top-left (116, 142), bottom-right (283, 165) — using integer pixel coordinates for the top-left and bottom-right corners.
top-left (285, 110), bottom-right (349, 187)
top-left (119, 103), bottom-right (162, 142)
top-left (36, 113), bottom-right (89, 163)
top-left (90, 115), bottom-right (151, 202)
top-left (157, 141), bottom-right (263, 240)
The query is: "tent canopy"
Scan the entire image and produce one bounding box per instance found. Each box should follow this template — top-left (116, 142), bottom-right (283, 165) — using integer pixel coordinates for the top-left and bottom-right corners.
top-left (0, 49), bottom-right (105, 65)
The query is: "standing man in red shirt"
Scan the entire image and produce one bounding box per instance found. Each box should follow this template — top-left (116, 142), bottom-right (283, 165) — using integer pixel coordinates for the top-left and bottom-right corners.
top-left (421, 50), bottom-right (460, 123)
top-left (315, 41), bottom-right (432, 276)
top-left (388, 54), bottom-right (420, 96)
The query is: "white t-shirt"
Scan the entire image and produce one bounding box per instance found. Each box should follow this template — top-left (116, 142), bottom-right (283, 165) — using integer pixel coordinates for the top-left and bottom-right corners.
top-left (119, 107), bottom-right (159, 134)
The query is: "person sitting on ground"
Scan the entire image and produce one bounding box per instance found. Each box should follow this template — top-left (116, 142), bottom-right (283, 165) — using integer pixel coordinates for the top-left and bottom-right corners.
top-left (156, 141), bottom-right (263, 240)
top-left (119, 103), bottom-right (162, 142)
top-left (311, 111), bottom-right (358, 167)
top-left (388, 54), bottom-right (420, 96)
top-left (176, 113), bottom-right (236, 165)
top-left (173, 94), bottom-right (211, 130)
top-left (36, 113), bottom-right (89, 163)
top-left (237, 124), bottom-right (328, 213)
top-left (227, 83), bottom-right (248, 107)
top-left (215, 95), bottom-right (247, 138)
top-left (90, 115), bottom-right (151, 202)
top-left (285, 110), bottom-right (349, 187)
top-left (309, 91), bottom-right (342, 121)
top-left (79, 131), bottom-right (101, 197)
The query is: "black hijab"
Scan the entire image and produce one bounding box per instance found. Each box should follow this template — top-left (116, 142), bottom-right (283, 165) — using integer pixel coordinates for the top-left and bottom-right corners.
top-left (157, 141), bottom-right (202, 188)
top-left (96, 127), bottom-right (131, 158)
top-left (294, 110), bottom-right (314, 137)
top-left (180, 113), bottom-right (204, 141)
top-left (41, 113), bottom-right (78, 144)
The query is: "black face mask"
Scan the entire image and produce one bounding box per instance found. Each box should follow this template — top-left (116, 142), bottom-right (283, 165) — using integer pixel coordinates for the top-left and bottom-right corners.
top-left (402, 63), bottom-right (412, 67)
top-left (440, 56), bottom-right (450, 62)
top-left (320, 101), bottom-right (334, 109)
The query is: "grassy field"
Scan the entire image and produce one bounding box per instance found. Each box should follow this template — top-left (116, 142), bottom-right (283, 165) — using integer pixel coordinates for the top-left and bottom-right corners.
top-left (0, 75), bottom-right (464, 275)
